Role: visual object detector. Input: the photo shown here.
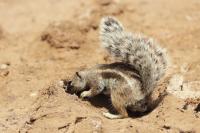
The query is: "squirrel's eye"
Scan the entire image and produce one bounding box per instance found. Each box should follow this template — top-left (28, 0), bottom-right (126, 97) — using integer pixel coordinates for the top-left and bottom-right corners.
top-left (67, 81), bottom-right (72, 86)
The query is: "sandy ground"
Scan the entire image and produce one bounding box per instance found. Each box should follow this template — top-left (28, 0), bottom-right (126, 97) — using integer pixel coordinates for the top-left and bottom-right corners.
top-left (0, 0), bottom-right (200, 132)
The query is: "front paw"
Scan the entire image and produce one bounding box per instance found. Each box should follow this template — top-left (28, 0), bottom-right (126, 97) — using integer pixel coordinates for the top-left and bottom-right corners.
top-left (80, 91), bottom-right (91, 99)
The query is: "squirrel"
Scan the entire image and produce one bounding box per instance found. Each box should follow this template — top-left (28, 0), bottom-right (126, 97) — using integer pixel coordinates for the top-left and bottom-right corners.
top-left (65, 16), bottom-right (168, 119)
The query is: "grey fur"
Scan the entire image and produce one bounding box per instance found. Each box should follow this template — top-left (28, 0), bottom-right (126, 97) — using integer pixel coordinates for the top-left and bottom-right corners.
top-left (100, 16), bottom-right (168, 94)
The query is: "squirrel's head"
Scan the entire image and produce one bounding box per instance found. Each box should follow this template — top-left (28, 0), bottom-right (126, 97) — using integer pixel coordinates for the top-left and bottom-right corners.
top-left (66, 71), bottom-right (88, 94)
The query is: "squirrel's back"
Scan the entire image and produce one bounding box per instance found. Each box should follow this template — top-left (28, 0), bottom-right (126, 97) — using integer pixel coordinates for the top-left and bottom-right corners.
top-left (100, 16), bottom-right (168, 94)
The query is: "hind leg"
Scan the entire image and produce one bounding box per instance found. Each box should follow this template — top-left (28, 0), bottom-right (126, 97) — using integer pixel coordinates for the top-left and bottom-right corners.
top-left (103, 88), bottom-right (128, 119)
top-left (103, 99), bottom-right (128, 119)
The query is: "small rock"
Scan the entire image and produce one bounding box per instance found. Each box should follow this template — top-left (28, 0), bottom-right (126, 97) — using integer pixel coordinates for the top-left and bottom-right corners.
top-left (30, 92), bottom-right (38, 97)
top-left (167, 74), bottom-right (184, 92)
top-left (167, 75), bottom-right (200, 99)
top-left (58, 80), bottom-right (64, 87)
top-left (0, 64), bottom-right (8, 70)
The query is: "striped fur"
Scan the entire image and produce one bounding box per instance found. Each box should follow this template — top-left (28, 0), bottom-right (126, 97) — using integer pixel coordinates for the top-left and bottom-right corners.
top-left (100, 16), bottom-right (168, 94)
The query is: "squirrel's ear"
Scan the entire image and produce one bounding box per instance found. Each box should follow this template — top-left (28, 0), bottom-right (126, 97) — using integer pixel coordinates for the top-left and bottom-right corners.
top-left (76, 72), bottom-right (82, 79)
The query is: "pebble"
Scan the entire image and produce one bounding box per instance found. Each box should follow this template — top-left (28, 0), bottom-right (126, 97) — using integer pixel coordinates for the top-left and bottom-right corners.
top-left (167, 74), bottom-right (184, 92)
top-left (58, 80), bottom-right (64, 87)
top-left (167, 74), bottom-right (200, 99)
top-left (30, 92), bottom-right (38, 97)
top-left (0, 64), bottom-right (8, 70)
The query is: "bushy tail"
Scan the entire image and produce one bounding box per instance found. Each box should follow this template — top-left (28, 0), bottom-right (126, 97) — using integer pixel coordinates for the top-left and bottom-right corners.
top-left (100, 16), bottom-right (168, 94)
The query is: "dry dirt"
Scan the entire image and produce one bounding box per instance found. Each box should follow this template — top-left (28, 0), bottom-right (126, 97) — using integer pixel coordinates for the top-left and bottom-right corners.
top-left (0, 0), bottom-right (200, 133)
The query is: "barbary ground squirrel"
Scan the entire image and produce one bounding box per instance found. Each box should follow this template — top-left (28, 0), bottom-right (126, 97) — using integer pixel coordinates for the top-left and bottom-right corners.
top-left (65, 16), bottom-right (168, 119)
